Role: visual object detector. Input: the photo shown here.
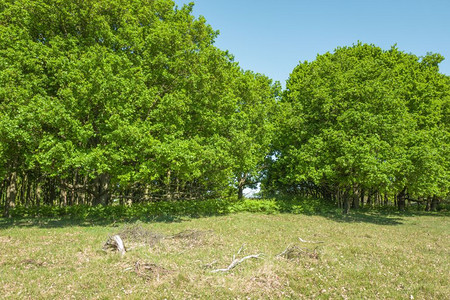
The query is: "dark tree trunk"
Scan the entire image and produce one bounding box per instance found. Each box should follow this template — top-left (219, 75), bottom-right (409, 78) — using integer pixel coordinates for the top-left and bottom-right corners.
top-left (343, 188), bottom-right (351, 214)
top-left (25, 174), bottom-right (32, 207)
top-left (430, 196), bottom-right (439, 212)
top-left (351, 185), bottom-right (360, 209)
top-left (93, 173), bottom-right (110, 205)
top-left (3, 172), bottom-right (17, 218)
top-left (367, 189), bottom-right (372, 206)
top-left (0, 180), bottom-right (4, 208)
top-left (425, 197), bottom-right (431, 211)
top-left (360, 188), bottom-right (365, 207)
top-left (397, 187), bottom-right (406, 211)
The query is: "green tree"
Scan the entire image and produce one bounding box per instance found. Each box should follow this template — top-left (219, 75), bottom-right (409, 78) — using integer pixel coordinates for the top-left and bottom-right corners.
top-left (265, 43), bottom-right (449, 212)
top-left (0, 0), bottom-right (276, 211)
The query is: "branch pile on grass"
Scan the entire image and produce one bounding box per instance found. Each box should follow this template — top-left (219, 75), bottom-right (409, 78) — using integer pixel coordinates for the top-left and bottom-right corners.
top-left (276, 237), bottom-right (324, 260)
top-left (276, 244), bottom-right (319, 260)
top-left (169, 229), bottom-right (212, 240)
top-left (211, 244), bottom-right (264, 273)
top-left (118, 224), bottom-right (165, 247)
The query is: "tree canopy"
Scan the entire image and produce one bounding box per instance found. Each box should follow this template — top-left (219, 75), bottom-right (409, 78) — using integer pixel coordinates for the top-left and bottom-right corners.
top-left (0, 0), bottom-right (277, 215)
top-left (264, 43), bottom-right (449, 212)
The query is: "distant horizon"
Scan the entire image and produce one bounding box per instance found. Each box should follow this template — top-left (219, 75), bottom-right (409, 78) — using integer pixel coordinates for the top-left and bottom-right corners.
top-left (177, 0), bottom-right (450, 87)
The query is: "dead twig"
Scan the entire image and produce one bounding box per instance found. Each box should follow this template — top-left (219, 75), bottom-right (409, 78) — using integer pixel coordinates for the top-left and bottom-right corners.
top-left (299, 237), bottom-right (324, 244)
top-left (276, 244), bottom-right (293, 257)
top-left (202, 260), bottom-right (218, 269)
top-left (211, 244), bottom-right (263, 273)
top-left (276, 244), bottom-right (320, 260)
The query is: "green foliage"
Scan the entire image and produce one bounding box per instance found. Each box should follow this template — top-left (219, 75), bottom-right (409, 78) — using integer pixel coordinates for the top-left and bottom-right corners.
top-left (0, 0), bottom-right (276, 206)
top-left (266, 42), bottom-right (450, 205)
top-left (229, 198), bottom-right (281, 214)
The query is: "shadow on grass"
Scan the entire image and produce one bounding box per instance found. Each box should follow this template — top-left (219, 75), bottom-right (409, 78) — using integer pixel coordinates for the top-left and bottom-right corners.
top-left (320, 207), bottom-right (449, 226)
top-left (0, 200), bottom-right (234, 229)
top-left (276, 198), bottom-right (449, 225)
top-left (0, 215), bottom-right (186, 229)
top-left (1, 198), bottom-right (448, 229)
top-left (274, 200), bottom-right (404, 225)
top-left (321, 211), bottom-right (405, 225)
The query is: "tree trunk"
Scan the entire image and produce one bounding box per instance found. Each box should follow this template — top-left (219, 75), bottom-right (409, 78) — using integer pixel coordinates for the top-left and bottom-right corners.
top-left (35, 182), bottom-right (41, 210)
top-left (367, 189), bottom-right (372, 206)
top-left (351, 184), bottom-right (360, 209)
top-left (430, 196), bottom-right (439, 212)
top-left (237, 174), bottom-right (248, 200)
top-left (3, 172), bottom-right (17, 218)
top-left (397, 187), bottom-right (406, 211)
top-left (343, 188), bottom-right (350, 214)
top-left (0, 180), bottom-right (5, 209)
top-left (166, 170), bottom-right (172, 200)
top-left (360, 188), bottom-right (365, 207)
top-left (93, 173), bottom-right (110, 205)
top-left (60, 179), bottom-right (67, 207)
top-left (25, 175), bottom-right (32, 207)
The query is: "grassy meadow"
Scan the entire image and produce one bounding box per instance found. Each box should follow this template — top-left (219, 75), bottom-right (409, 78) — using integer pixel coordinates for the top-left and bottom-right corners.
top-left (0, 200), bottom-right (449, 299)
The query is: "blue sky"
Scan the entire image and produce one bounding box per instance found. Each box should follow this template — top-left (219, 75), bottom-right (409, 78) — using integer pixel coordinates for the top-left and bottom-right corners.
top-left (177, 0), bottom-right (450, 87)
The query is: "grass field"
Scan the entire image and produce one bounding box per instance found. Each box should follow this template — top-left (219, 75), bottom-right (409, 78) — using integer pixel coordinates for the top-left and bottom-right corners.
top-left (1, 206), bottom-right (449, 299)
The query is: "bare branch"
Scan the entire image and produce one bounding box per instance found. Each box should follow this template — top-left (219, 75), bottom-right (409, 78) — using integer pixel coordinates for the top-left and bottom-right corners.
top-left (237, 244), bottom-right (245, 255)
top-left (276, 244), bottom-right (293, 257)
top-left (202, 260), bottom-right (218, 269)
top-left (211, 254), bottom-right (263, 273)
top-left (299, 237), bottom-right (324, 244)
top-left (211, 244), bottom-right (263, 273)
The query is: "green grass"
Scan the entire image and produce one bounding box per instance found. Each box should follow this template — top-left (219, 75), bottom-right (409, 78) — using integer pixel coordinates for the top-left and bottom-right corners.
top-left (1, 202), bottom-right (449, 299)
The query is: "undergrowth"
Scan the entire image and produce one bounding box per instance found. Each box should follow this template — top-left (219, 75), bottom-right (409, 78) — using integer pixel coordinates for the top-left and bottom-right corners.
top-left (3, 197), bottom-right (337, 222)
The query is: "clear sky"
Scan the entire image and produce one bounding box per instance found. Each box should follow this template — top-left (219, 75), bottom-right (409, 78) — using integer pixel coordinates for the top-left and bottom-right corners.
top-left (176, 0), bottom-right (450, 87)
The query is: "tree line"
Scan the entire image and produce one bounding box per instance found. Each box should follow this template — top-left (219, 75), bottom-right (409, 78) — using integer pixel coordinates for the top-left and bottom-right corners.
top-left (1, 0), bottom-right (449, 216)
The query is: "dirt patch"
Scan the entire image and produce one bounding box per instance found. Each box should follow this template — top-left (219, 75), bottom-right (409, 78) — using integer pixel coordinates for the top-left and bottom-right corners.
top-left (133, 260), bottom-right (171, 281)
top-left (0, 236), bottom-right (13, 243)
top-left (21, 259), bottom-right (46, 269)
top-left (170, 229), bottom-right (212, 243)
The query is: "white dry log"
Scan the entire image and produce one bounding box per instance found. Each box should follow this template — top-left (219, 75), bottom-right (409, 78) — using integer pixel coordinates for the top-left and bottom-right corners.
top-left (112, 235), bottom-right (126, 256)
top-left (103, 235), bottom-right (126, 256)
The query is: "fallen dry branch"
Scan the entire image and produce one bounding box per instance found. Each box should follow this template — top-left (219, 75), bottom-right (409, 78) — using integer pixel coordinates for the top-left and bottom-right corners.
top-left (298, 237), bottom-right (324, 244)
top-left (211, 244), bottom-right (263, 273)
